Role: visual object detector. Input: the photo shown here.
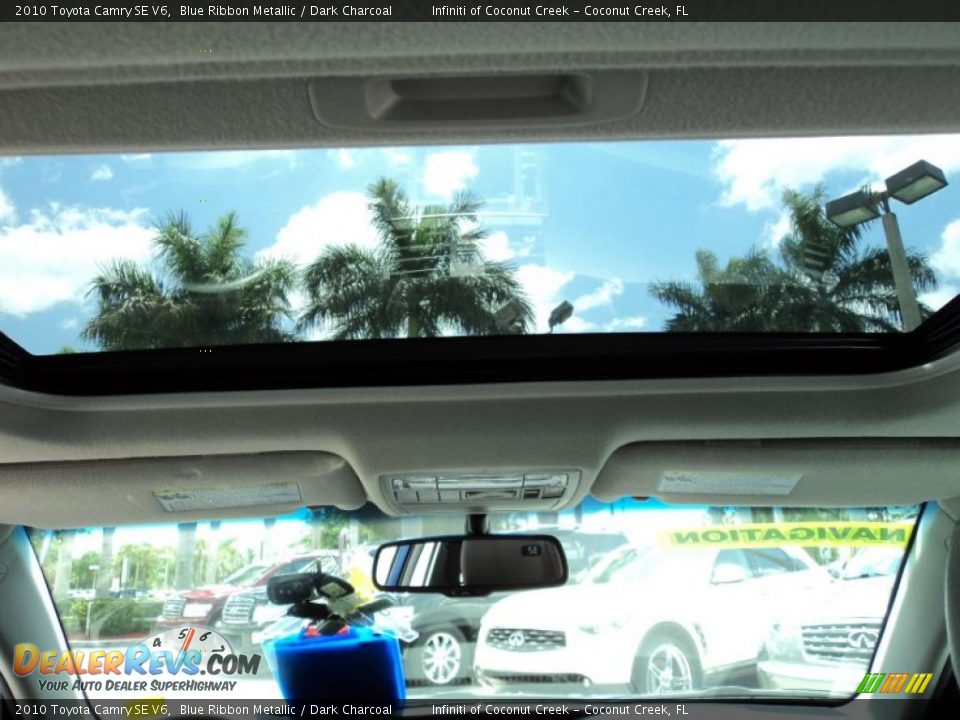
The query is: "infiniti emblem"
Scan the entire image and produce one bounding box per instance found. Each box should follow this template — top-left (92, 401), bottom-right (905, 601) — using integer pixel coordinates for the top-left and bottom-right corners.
top-left (848, 630), bottom-right (879, 649)
top-left (508, 631), bottom-right (526, 648)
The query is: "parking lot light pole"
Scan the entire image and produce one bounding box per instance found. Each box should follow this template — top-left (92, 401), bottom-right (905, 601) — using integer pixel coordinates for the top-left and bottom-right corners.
top-left (878, 199), bottom-right (922, 331)
top-left (825, 160), bottom-right (948, 332)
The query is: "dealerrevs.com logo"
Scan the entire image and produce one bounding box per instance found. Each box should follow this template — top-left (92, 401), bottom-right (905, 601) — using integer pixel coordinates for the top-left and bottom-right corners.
top-left (13, 627), bottom-right (261, 693)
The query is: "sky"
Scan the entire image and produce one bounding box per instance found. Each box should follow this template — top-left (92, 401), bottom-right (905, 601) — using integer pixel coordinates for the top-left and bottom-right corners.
top-left (1, 135), bottom-right (960, 354)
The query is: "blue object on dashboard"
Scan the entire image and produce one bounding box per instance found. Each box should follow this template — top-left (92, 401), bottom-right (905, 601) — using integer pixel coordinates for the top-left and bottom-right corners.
top-left (263, 624), bottom-right (406, 705)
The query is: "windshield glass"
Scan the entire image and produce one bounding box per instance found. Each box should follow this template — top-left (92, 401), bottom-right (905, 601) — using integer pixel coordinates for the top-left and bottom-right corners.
top-left (841, 547), bottom-right (904, 579)
top-left (1, 136), bottom-right (958, 355)
top-left (221, 563), bottom-right (272, 586)
top-left (25, 501), bottom-right (917, 702)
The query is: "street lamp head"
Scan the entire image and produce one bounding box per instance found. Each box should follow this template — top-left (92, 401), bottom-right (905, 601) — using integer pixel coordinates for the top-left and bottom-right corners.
top-left (825, 191), bottom-right (881, 229)
top-left (884, 159), bottom-right (948, 205)
top-left (548, 301), bottom-right (574, 332)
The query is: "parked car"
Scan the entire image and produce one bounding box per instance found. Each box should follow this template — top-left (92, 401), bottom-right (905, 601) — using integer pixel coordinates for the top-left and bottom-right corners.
top-left (397, 530), bottom-right (630, 686)
top-left (157, 552), bottom-right (338, 633)
top-left (757, 547), bottom-right (903, 694)
top-left (474, 543), bottom-right (831, 696)
top-left (217, 550), bottom-right (345, 649)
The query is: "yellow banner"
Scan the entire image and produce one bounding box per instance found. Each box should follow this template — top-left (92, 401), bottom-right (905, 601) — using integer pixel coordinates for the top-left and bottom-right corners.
top-left (659, 522), bottom-right (914, 549)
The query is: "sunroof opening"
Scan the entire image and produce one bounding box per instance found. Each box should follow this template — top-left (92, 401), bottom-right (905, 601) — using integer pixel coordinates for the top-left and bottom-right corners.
top-left (0, 136), bottom-right (957, 355)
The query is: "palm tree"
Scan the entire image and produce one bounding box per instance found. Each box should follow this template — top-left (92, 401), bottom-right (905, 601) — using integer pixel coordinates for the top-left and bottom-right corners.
top-left (650, 187), bottom-right (938, 332)
top-left (299, 178), bottom-right (533, 339)
top-left (83, 211), bottom-right (297, 350)
top-left (771, 187), bottom-right (937, 331)
top-left (650, 249), bottom-right (788, 331)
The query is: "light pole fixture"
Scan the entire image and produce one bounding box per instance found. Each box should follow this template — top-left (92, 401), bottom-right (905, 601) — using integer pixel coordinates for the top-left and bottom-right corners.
top-left (548, 301), bottom-right (574, 333)
top-left (825, 159), bottom-right (948, 331)
top-left (885, 159), bottom-right (948, 205)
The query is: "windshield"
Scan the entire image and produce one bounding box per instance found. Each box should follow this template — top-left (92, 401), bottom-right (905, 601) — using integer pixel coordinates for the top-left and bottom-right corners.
top-left (841, 547), bottom-right (904, 579)
top-left (221, 562), bottom-right (272, 586)
top-left (25, 501), bottom-right (917, 702)
top-left (1, 137), bottom-right (958, 356)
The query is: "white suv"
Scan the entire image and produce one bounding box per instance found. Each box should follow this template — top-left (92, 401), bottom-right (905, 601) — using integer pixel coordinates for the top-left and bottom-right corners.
top-left (475, 544), bottom-right (831, 696)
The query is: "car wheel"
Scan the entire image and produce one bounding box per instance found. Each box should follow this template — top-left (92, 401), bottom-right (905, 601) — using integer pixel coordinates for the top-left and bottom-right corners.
top-left (631, 631), bottom-right (702, 696)
top-left (409, 627), bottom-right (471, 686)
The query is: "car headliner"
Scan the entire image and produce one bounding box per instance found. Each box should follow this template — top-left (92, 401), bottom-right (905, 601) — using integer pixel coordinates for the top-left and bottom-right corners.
top-left (1, 22), bottom-right (960, 528)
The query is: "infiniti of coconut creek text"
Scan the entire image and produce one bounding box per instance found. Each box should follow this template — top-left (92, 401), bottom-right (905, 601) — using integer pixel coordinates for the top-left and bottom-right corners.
top-left (11, 703), bottom-right (693, 717)
top-left (13, 3), bottom-right (691, 19)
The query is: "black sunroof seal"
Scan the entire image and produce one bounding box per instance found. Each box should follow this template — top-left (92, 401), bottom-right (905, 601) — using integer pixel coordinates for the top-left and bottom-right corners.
top-left (3, 297), bottom-right (960, 396)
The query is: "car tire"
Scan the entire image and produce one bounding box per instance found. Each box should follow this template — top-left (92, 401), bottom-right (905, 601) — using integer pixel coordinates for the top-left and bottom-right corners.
top-left (407, 626), bottom-right (472, 686)
top-left (631, 630), bottom-right (702, 696)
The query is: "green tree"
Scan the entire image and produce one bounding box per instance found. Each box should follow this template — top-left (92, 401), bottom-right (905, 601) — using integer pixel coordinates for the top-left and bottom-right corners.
top-left (71, 550), bottom-right (102, 591)
top-left (650, 249), bottom-right (786, 331)
top-left (650, 187), bottom-right (938, 332)
top-left (770, 187), bottom-right (937, 331)
top-left (113, 543), bottom-right (175, 590)
top-left (300, 179), bottom-right (533, 339)
top-left (82, 211), bottom-right (297, 350)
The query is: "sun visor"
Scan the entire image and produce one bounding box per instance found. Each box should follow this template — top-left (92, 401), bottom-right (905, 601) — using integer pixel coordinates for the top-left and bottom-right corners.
top-left (592, 439), bottom-right (960, 507)
top-left (0, 452), bottom-right (367, 528)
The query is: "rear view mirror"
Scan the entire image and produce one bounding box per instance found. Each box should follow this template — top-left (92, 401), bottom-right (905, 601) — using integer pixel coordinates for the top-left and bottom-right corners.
top-left (373, 534), bottom-right (567, 596)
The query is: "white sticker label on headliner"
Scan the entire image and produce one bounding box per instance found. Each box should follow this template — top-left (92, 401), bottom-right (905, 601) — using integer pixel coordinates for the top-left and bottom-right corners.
top-left (153, 483), bottom-right (302, 512)
top-left (659, 471), bottom-right (801, 496)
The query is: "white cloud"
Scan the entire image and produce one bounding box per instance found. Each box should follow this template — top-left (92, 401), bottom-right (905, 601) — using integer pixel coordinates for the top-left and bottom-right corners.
top-left (763, 211), bottom-right (793, 248)
top-left (423, 151), bottom-right (478, 199)
top-left (515, 264), bottom-right (575, 333)
top-left (713, 134), bottom-right (960, 211)
top-left (0, 187), bottom-right (14, 224)
top-left (259, 192), bottom-right (379, 268)
top-left (329, 149), bottom-right (355, 170)
top-left (0, 205), bottom-right (153, 315)
top-left (573, 278), bottom-right (625, 313)
top-left (121, 154), bottom-right (152, 163)
top-left (90, 164), bottom-right (114, 182)
top-left (60, 317), bottom-right (78, 330)
top-left (606, 315), bottom-right (647, 331)
top-left (168, 150), bottom-right (297, 171)
top-left (561, 316), bottom-right (597, 333)
top-left (479, 231), bottom-right (515, 262)
top-left (382, 148), bottom-right (412, 166)
top-left (931, 219), bottom-right (960, 278)
top-left (921, 285), bottom-right (958, 312)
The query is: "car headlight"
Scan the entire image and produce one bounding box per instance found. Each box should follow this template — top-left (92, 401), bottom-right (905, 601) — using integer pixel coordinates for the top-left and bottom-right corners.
top-left (763, 621), bottom-right (804, 661)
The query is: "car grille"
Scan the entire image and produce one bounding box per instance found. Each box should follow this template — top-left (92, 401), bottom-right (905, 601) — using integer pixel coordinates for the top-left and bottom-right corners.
top-left (801, 621), bottom-right (882, 664)
top-left (161, 596), bottom-right (186, 620)
top-left (478, 671), bottom-right (588, 686)
top-left (222, 594), bottom-right (257, 625)
top-left (486, 628), bottom-right (566, 652)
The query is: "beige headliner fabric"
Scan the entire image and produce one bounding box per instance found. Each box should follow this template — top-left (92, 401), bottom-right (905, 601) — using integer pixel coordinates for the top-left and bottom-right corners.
top-left (0, 23), bottom-right (959, 153)
top-left (3, 352), bottom-right (960, 523)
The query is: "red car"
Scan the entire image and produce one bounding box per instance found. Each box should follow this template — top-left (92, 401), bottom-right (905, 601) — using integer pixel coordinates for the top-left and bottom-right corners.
top-left (155, 552), bottom-right (339, 632)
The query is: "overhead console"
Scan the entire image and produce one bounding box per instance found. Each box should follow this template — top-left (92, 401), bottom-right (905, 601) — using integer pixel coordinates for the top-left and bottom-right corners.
top-left (381, 470), bottom-right (581, 515)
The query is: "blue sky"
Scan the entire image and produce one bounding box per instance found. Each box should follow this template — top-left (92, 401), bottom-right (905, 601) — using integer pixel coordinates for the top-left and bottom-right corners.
top-left (1, 135), bottom-right (959, 354)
